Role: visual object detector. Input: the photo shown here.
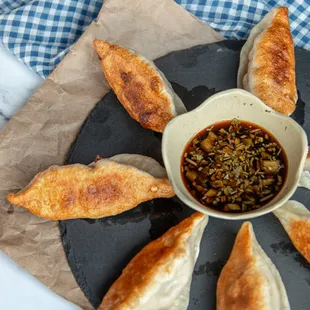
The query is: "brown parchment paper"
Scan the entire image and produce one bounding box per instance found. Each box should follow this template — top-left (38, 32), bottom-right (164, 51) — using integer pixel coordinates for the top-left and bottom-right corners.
top-left (0, 0), bottom-right (224, 308)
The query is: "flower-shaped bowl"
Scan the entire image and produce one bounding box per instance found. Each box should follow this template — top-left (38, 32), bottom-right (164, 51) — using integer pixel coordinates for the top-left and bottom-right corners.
top-left (162, 89), bottom-right (308, 220)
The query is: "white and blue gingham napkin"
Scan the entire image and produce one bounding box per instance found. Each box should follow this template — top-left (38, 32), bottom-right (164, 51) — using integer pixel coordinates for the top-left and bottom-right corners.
top-left (1, 0), bottom-right (310, 78)
top-left (0, 0), bottom-right (103, 77)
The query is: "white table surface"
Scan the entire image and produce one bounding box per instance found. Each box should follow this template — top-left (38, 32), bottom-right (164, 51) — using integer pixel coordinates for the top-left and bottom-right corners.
top-left (0, 44), bottom-right (81, 310)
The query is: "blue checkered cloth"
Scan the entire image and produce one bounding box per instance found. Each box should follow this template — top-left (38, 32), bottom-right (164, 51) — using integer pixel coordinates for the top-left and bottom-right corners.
top-left (1, 0), bottom-right (310, 78)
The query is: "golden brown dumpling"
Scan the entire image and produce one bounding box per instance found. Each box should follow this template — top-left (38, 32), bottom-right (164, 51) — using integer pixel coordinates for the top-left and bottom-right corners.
top-left (274, 200), bottom-right (310, 263)
top-left (93, 40), bottom-right (186, 132)
top-left (7, 154), bottom-right (174, 220)
top-left (217, 222), bottom-right (290, 310)
top-left (238, 7), bottom-right (297, 115)
top-left (99, 212), bottom-right (208, 310)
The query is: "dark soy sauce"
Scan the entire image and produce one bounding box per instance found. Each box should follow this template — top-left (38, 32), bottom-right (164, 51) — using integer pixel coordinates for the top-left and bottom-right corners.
top-left (181, 120), bottom-right (288, 213)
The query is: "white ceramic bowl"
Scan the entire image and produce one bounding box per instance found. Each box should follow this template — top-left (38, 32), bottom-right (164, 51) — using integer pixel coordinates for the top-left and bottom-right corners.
top-left (162, 89), bottom-right (308, 220)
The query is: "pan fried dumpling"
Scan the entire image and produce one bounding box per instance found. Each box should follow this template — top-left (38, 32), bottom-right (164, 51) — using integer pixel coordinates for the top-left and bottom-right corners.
top-left (298, 146), bottom-right (310, 190)
top-left (238, 7), bottom-right (297, 115)
top-left (7, 154), bottom-right (175, 220)
top-left (93, 40), bottom-right (187, 132)
top-left (99, 212), bottom-right (208, 310)
top-left (274, 201), bottom-right (310, 263)
top-left (298, 171), bottom-right (310, 190)
top-left (217, 222), bottom-right (290, 310)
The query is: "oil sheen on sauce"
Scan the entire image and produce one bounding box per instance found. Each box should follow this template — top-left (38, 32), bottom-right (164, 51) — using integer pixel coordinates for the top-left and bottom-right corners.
top-left (181, 119), bottom-right (288, 213)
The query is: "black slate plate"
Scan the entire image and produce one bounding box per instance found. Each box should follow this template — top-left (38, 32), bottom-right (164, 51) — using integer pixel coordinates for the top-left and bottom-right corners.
top-left (60, 40), bottom-right (310, 309)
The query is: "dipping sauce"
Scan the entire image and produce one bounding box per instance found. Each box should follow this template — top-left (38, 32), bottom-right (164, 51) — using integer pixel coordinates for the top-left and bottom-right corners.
top-left (181, 119), bottom-right (287, 213)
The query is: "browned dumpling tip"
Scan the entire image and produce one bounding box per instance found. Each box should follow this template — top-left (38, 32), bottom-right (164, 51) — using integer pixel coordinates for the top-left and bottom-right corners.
top-left (274, 201), bottom-right (310, 263)
top-left (7, 154), bottom-right (175, 220)
top-left (99, 212), bottom-right (208, 310)
top-left (217, 222), bottom-right (290, 310)
top-left (238, 7), bottom-right (297, 116)
top-left (93, 39), bottom-right (186, 132)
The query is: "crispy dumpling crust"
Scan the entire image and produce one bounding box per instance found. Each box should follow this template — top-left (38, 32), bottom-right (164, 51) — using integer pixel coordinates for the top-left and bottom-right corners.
top-left (217, 222), bottom-right (267, 310)
top-left (99, 212), bottom-right (208, 310)
top-left (7, 156), bottom-right (175, 220)
top-left (238, 8), bottom-right (297, 115)
top-left (93, 40), bottom-right (184, 132)
top-left (289, 220), bottom-right (310, 263)
top-left (274, 201), bottom-right (310, 263)
top-left (217, 222), bottom-right (290, 310)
